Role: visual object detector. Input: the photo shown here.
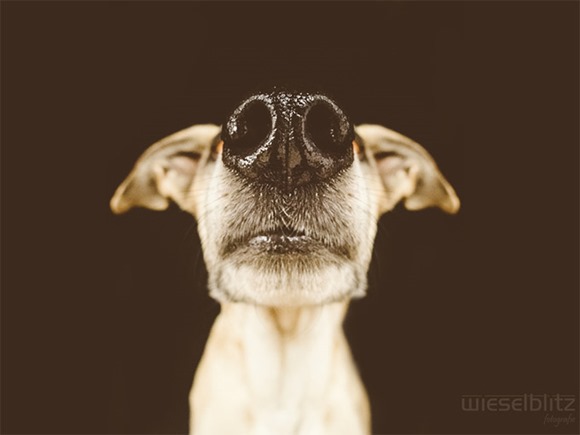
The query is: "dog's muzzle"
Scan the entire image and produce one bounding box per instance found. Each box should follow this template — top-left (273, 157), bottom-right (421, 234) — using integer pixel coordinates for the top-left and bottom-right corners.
top-left (221, 90), bottom-right (355, 190)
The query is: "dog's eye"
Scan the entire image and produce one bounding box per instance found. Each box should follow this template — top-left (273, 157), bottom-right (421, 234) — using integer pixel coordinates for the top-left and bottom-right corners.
top-left (353, 140), bottom-right (366, 158)
top-left (211, 140), bottom-right (224, 158)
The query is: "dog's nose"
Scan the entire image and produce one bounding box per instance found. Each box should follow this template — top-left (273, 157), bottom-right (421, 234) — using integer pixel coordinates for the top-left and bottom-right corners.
top-left (221, 90), bottom-right (354, 189)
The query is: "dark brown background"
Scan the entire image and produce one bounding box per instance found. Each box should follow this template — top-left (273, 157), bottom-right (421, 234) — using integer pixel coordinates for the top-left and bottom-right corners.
top-left (2, 2), bottom-right (578, 434)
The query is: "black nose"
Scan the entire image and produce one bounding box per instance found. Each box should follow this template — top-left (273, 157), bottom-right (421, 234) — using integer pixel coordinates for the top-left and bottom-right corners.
top-left (221, 90), bottom-right (354, 189)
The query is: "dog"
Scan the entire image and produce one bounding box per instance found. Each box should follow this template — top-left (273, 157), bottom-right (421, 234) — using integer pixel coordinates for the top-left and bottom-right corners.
top-left (110, 89), bottom-right (460, 435)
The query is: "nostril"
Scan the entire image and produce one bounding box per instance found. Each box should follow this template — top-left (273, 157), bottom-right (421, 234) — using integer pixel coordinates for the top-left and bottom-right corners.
top-left (224, 100), bottom-right (272, 156)
top-left (304, 101), bottom-right (352, 154)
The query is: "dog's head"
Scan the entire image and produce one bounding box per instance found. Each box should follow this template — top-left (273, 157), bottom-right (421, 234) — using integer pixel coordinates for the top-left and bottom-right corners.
top-left (111, 90), bottom-right (459, 306)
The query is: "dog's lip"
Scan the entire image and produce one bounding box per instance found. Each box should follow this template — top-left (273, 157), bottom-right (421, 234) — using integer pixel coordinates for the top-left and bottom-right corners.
top-left (248, 233), bottom-right (319, 252)
top-left (248, 233), bottom-right (313, 248)
top-left (223, 228), bottom-right (352, 259)
top-left (223, 229), bottom-right (325, 255)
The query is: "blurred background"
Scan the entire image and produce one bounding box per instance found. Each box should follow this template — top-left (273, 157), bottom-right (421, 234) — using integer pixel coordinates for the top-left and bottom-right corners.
top-left (2, 2), bottom-right (578, 434)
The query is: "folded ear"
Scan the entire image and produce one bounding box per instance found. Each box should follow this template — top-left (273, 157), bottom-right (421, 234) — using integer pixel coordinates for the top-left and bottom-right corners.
top-left (110, 124), bottom-right (221, 214)
top-left (355, 124), bottom-right (460, 215)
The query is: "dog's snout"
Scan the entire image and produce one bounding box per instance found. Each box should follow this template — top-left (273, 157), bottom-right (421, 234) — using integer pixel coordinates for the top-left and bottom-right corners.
top-left (222, 90), bottom-right (354, 189)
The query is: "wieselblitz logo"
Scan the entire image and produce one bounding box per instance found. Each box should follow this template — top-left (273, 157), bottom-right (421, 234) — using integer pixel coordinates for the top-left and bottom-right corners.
top-left (461, 393), bottom-right (577, 428)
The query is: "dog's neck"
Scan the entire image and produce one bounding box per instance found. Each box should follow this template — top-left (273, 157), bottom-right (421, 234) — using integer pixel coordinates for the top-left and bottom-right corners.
top-left (220, 301), bottom-right (348, 338)
top-left (190, 300), bottom-right (370, 434)
top-left (211, 302), bottom-right (349, 396)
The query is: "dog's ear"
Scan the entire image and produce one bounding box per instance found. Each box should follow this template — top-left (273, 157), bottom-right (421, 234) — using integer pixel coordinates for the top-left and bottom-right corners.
top-left (355, 124), bottom-right (460, 215)
top-left (110, 124), bottom-right (221, 214)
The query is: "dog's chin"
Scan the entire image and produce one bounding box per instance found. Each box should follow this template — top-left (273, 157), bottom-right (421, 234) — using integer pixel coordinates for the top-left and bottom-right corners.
top-left (208, 250), bottom-right (367, 307)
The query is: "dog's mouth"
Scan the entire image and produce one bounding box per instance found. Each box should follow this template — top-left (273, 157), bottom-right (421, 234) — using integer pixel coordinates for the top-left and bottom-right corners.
top-left (246, 231), bottom-right (317, 254)
top-left (222, 227), bottom-right (350, 259)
